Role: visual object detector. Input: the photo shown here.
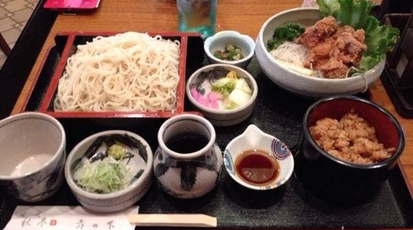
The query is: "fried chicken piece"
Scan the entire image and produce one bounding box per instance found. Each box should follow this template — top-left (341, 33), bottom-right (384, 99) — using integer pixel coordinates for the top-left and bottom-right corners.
top-left (303, 37), bottom-right (334, 69)
top-left (320, 26), bottom-right (367, 78)
top-left (298, 17), bottom-right (368, 78)
top-left (333, 26), bottom-right (367, 66)
top-left (318, 58), bottom-right (350, 78)
top-left (297, 16), bottom-right (339, 48)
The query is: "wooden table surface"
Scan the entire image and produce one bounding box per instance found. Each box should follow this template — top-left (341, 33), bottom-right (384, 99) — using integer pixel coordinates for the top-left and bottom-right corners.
top-left (11, 0), bottom-right (413, 204)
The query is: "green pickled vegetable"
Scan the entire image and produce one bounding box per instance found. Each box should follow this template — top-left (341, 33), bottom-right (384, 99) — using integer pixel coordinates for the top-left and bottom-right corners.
top-left (213, 44), bottom-right (245, 61)
top-left (210, 70), bottom-right (238, 96)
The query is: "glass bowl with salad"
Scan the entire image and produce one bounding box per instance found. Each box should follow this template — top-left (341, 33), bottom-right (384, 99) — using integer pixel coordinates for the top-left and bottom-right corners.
top-left (255, 1), bottom-right (399, 98)
top-left (204, 30), bottom-right (255, 69)
top-left (186, 64), bottom-right (258, 126)
top-left (64, 130), bottom-right (153, 213)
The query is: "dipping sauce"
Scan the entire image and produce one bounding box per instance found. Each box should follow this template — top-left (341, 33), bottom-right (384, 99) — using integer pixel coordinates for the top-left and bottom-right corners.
top-left (166, 132), bottom-right (209, 154)
top-left (235, 149), bottom-right (279, 186)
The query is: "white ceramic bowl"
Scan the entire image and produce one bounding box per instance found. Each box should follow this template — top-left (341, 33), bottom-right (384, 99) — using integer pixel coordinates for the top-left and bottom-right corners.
top-left (224, 124), bottom-right (294, 190)
top-left (0, 112), bottom-right (66, 202)
top-left (255, 7), bottom-right (385, 98)
top-left (204, 30), bottom-right (255, 69)
top-left (186, 64), bottom-right (258, 126)
top-left (65, 130), bottom-right (153, 212)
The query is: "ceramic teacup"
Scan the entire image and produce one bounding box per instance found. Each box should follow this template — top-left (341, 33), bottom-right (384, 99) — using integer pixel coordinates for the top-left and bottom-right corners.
top-left (0, 112), bottom-right (66, 202)
top-left (154, 113), bottom-right (223, 199)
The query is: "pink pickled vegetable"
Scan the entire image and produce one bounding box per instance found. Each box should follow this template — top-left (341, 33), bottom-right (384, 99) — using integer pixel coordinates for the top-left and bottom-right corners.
top-left (207, 91), bottom-right (222, 109)
top-left (191, 87), bottom-right (224, 109)
top-left (190, 88), bottom-right (209, 107)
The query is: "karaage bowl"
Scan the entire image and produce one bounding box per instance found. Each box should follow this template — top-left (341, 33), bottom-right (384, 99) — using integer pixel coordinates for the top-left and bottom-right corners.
top-left (255, 8), bottom-right (386, 98)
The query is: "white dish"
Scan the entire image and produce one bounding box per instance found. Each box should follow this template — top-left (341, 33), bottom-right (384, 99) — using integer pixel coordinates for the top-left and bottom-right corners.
top-left (224, 124), bottom-right (294, 190)
top-left (65, 130), bottom-right (153, 212)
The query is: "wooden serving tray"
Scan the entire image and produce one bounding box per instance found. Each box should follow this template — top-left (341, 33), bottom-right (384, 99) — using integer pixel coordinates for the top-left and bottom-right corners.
top-left (1, 33), bottom-right (412, 229)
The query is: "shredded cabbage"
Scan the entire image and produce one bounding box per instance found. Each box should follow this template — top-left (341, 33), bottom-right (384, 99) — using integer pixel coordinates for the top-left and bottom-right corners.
top-left (73, 157), bottom-right (132, 194)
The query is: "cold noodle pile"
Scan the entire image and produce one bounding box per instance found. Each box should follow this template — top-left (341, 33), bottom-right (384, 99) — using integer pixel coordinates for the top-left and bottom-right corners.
top-left (54, 32), bottom-right (180, 112)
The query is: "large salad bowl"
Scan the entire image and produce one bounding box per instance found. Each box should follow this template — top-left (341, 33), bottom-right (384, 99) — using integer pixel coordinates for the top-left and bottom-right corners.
top-left (255, 7), bottom-right (386, 98)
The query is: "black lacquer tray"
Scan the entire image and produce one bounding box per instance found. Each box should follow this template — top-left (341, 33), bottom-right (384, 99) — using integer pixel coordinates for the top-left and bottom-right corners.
top-left (1, 34), bottom-right (413, 229)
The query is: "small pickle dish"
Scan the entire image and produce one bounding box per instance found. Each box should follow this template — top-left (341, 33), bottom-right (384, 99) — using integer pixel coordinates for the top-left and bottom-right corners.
top-left (204, 30), bottom-right (255, 69)
top-left (186, 64), bottom-right (258, 126)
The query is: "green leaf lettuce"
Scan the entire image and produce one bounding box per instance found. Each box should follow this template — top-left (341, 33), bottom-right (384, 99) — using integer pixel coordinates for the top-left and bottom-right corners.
top-left (317, 0), bottom-right (400, 71)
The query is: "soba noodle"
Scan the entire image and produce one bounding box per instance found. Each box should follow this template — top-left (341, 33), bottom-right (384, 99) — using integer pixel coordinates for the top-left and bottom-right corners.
top-left (54, 32), bottom-right (180, 112)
